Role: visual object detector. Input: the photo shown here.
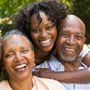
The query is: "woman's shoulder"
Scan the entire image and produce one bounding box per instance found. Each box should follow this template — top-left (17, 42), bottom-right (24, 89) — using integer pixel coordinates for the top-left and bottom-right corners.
top-left (33, 76), bottom-right (66, 90)
top-left (0, 80), bottom-right (12, 90)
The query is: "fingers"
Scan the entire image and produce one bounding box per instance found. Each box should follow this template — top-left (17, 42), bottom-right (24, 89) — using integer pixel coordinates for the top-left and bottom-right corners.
top-left (35, 68), bottom-right (49, 71)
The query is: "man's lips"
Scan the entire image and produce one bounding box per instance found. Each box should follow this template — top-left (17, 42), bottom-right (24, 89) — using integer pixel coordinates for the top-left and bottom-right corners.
top-left (64, 47), bottom-right (75, 52)
top-left (63, 45), bottom-right (79, 54)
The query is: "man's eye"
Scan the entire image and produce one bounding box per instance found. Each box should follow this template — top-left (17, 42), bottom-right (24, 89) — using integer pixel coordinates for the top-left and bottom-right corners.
top-left (76, 36), bottom-right (83, 40)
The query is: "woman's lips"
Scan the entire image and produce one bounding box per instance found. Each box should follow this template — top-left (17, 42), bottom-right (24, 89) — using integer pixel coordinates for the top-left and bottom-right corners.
top-left (40, 38), bottom-right (52, 47)
top-left (14, 64), bottom-right (27, 72)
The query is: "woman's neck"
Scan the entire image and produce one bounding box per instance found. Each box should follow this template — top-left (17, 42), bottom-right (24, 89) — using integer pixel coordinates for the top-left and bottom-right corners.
top-left (9, 75), bottom-right (33, 90)
top-left (35, 49), bottom-right (51, 65)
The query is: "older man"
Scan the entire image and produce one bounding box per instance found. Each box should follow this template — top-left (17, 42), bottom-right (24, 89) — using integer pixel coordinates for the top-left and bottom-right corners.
top-left (35, 15), bottom-right (90, 90)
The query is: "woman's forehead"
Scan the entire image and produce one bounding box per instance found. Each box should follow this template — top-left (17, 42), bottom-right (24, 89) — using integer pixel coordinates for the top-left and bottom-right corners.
top-left (3, 35), bottom-right (30, 47)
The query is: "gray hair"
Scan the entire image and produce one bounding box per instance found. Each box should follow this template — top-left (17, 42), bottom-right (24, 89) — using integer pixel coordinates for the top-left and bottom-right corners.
top-left (2, 30), bottom-right (34, 50)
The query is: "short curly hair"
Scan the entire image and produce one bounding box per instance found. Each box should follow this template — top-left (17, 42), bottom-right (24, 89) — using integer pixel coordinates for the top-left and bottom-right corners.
top-left (13, 1), bottom-right (69, 40)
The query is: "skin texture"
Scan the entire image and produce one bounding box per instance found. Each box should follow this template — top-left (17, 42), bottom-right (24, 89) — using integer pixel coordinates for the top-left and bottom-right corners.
top-left (33, 15), bottom-right (90, 83)
top-left (30, 11), bottom-right (57, 65)
top-left (56, 15), bottom-right (86, 71)
top-left (13, 1), bottom-right (68, 65)
top-left (9, 1), bottom-right (90, 83)
top-left (2, 35), bottom-right (34, 90)
top-left (82, 53), bottom-right (90, 67)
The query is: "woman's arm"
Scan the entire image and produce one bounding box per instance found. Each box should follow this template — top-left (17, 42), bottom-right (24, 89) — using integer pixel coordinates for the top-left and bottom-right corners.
top-left (33, 68), bottom-right (90, 83)
top-left (82, 52), bottom-right (90, 67)
top-left (50, 68), bottom-right (90, 83)
top-left (33, 46), bottom-right (90, 83)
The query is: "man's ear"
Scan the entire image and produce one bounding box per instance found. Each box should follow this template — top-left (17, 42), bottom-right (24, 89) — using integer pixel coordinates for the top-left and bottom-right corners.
top-left (84, 37), bottom-right (87, 43)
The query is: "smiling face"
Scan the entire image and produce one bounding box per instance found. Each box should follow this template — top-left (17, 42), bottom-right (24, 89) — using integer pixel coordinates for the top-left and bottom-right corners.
top-left (2, 35), bottom-right (34, 81)
top-left (56, 15), bottom-right (86, 62)
top-left (30, 11), bottom-right (57, 52)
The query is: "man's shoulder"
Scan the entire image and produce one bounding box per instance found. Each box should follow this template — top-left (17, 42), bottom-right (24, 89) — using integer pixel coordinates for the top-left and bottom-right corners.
top-left (35, 55), bottom-right (64, 71)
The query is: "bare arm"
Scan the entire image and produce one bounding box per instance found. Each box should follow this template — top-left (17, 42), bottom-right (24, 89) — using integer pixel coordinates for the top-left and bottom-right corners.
top-left (49, 68), bottom-right (90, 83)
top-left (82, 52), bottom-right (90, 67)
top-left (33, 52), bottom-right (90, 83)
top-left (33, 67), bottom-right (90, 83)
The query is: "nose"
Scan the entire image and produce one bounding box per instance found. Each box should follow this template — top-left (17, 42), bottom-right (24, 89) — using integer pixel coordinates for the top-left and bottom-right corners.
top-left (40, 30), bottom-right (47, 38)
top-left (15, 52), bottom-right (23, 62)
top-left (67, 35), bottom-right (76, 45)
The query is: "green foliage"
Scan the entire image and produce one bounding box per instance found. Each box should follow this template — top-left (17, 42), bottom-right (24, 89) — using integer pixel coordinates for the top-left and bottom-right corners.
top-left (0, 0), bottom-right (90, 43)
top-left (61, 0), bottom-right (71, 7)
top-left (87, 44), bottom-right (90, 49)
top-left (0, 30), bottom-right (2, 37)
top-left (0, 0), bottom-right (41, 35)
top-left (71, 0), bottom-right (90, 43)
top-left (0, 0), bottom-right (38, 18)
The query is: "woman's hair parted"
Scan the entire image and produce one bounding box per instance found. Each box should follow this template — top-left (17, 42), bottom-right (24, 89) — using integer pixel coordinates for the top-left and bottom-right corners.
top-left (13, 1), bottom-right (69, 40)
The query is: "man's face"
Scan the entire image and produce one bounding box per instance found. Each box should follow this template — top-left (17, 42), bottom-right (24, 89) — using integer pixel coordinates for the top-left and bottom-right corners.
top-left (56, 17), bottom-right (86, 62)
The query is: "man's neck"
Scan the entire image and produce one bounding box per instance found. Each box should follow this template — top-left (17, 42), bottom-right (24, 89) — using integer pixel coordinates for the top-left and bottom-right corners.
top-left (55, 54), bottom-right (81, 71)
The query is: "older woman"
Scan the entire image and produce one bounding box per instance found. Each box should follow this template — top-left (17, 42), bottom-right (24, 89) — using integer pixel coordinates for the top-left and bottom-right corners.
top-left (0, 30), bottom-right (65, 90)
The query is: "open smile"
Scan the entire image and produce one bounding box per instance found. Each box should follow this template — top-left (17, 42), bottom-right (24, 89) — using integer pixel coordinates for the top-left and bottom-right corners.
top-left (40, 38), bottom-right (52, 47)
top-left (14, 64), bottom-right (27, 72)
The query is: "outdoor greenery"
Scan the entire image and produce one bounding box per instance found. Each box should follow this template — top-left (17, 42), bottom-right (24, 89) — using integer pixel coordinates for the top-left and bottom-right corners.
top-left (0, 0), bottom-right (90, 43)
top-left (71, 0), bottom-right (90, 44)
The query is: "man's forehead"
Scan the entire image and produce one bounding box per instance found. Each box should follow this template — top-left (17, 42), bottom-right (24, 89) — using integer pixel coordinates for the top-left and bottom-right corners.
top-left (58, 15), bottom-right (85, 35)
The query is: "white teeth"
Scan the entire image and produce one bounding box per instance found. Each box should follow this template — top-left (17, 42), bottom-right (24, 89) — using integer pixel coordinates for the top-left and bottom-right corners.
top-left (15, 64), bottom-right (26, 69)
top-left (40, 39), bottom-right (51, 44)
top-left (65, 48), bottom-right (75, 52)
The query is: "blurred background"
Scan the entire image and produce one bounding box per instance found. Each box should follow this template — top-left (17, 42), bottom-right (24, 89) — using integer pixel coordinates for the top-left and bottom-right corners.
top-left (0, 0), bottom-right (90, 47)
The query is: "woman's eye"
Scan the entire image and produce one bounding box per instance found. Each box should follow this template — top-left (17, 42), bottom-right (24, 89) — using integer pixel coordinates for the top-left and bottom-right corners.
top-left (21, 49), bottom-right (28, 54)
top-left (32, 29), bottom-right (39, 33)
top-left (46, 25), bottom-right (54, 30)
top-left (62, 33), bottom-right (69, 38)
top-left (5, 52), bottom-right (14, 58)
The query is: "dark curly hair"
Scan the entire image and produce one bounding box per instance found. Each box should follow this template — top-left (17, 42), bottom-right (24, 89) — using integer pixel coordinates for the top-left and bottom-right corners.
top-left (13, 1), bottom-right (69, 40)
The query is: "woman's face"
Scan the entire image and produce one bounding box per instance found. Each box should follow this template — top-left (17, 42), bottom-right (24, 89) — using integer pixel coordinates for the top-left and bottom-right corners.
top-left (30, 11), bottom-right (57, 52)
top-left (3, 35), bottom-right (34, 81)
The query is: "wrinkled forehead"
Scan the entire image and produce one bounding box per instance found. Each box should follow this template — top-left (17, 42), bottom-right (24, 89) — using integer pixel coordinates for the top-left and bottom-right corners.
top-left (58, 15), bottom-right (85, 35)
top-left (3, 35), bottom-right (31, 48)
top-left (4, 35), bottom-right (29, 42)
